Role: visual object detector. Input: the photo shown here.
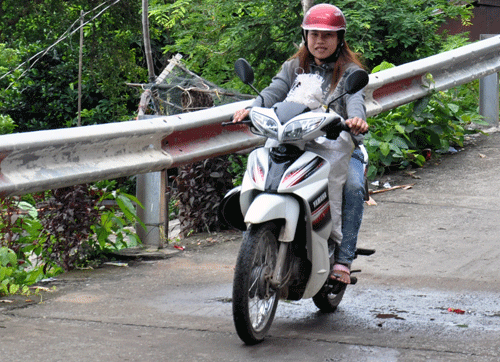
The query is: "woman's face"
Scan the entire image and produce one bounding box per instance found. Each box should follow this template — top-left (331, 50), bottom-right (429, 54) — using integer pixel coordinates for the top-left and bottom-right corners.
top-left (307, 30), bottom-right (339, 65)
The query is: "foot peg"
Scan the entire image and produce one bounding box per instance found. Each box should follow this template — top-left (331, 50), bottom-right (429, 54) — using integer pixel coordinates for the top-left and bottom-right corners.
top-left (355, 248), bottom-right (375, 256)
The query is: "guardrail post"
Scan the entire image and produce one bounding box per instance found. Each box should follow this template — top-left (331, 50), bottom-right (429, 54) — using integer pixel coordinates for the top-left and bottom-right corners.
top-left (479, 34), bottom-right (499, 127)
top-left (136, 171), bottom-right (166, 249)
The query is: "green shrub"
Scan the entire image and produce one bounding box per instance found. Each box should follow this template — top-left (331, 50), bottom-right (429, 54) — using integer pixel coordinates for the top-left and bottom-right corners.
top-left (174, 156), bottom-right (235, 236)
top-left (0, 114), bottom-right (15, 134)
top-left (0, 183), bottom-right (145, 296)
top-left (0, 246), bottom-right (44, 296)
top-left (0, 197), bottom-right (58, 297)
top-left (366, 72), bottom-right (487, 178)
top-left (38, 184), bottom-right (144, 270)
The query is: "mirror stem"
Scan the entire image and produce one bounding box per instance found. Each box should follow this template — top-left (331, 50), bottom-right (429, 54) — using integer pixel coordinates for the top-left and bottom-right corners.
top-left (326, 91), bottom-right (347, 110)
top-left (247, 83), bottom-right (262, 98)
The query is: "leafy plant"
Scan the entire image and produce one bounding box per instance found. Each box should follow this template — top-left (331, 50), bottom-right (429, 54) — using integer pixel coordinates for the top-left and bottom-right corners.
top-left (0, 246), bottom-right (45, 296)
top-left (92, 190), bottom-right (145, 253)
top-left (168, 195), bottom-right (180, 221)
top-left (174, 156), bottom-right (235, 236)
top-left (364, 31), bottom-right (486, 178)
top-left (38, 185), bottom-right (100, 270)
top-left (339, 0), bottom-right (473, 68)
top-left (0, 196), bottom-right (55, 297)
top-left (227, 154), bottom-right (247, 187)
top-left (0, 1), bottom-right (147, 132)
top-left (0, 182), bottom-right (145, 295)
top-left (0, 114), bottom-right (15, 134)
top-left (150, 0), bottom-right (473, 92)
top-left (37, 184), bottom-right (144, 271)
top-left (365, 71), bottom-right (487, 178)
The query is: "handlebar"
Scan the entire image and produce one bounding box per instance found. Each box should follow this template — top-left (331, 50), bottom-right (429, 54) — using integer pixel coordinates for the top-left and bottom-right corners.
top-left (221, 119), bottom-right (252, 127)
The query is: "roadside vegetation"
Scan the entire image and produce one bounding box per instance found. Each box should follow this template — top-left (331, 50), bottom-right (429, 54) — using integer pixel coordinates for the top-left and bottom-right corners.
top-left (1, 0), bottom-right (486, 295)
top-left (0, 184), bottom-right (144, 296)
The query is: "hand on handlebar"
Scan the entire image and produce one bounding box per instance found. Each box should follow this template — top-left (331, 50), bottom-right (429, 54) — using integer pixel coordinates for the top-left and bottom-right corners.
top-left (232, 108), bottom-right (250, 123)
top-left (345, 117), bottom-right (369, 135)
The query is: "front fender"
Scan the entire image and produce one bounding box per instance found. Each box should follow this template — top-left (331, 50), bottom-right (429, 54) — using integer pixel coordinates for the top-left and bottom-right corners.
top-left (244, 193), bottom-right (300, 242)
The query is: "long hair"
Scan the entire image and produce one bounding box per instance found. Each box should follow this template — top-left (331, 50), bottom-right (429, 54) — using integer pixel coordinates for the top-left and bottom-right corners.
top-left (290, 35), bottom-right (363, 91)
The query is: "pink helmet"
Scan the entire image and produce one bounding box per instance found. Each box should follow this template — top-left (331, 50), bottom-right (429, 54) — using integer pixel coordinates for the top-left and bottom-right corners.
top-left (301, 4), bottom-right (346, 32)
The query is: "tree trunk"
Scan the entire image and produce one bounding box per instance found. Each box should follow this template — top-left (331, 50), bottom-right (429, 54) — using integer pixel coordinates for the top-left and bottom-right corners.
top-left (142, 0), bottom-right (155, 82)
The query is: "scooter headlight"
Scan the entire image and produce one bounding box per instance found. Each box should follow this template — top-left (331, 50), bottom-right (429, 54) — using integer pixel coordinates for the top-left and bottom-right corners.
top-left (282, 117), bottom-right (325, 141)
top-left (251, 111), bottom-right (278, 138)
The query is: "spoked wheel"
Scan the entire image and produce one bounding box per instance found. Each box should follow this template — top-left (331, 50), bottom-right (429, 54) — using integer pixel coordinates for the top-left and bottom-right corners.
top-left (312, 281), bottom-right (346, 312)
top-left (232, 222), bottom-right (280, 344)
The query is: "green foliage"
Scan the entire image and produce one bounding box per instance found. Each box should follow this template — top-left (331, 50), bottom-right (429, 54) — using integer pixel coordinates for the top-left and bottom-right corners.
top-left (0, 0), bottom-right (147, 132)
top-left (150, 0), bottom-right (302, 90)
top-left (365, 32), bottom-right (485, 178)
top-left (38, 184), bottom-right (144, 270)
top-left (0, 197), bottom-right (57, 297)
top-left (228, 154), bottom-right (248, 187)
top-left (168, 195), bottom-right (180, 221)
top-left (366, 73), bottom-right (487, 178)
top-left (93, 190), bottom-right (145, 252)
top-left (0, 0), bottom-right (475, 132)
top-left (0, 246), bottom-right (47, 297)
top-left (0, 114), bottom-right (16, 134)
top-left (150, 0), bottom-right (472, 92)
top-left (338, 0), bottom-right (473, 68)
top-left (0, 183), bottom-right (145, 295)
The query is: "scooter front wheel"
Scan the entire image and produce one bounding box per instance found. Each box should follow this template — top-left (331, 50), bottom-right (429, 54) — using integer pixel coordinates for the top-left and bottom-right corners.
top-left (232, 222), bottom-right (280, 344)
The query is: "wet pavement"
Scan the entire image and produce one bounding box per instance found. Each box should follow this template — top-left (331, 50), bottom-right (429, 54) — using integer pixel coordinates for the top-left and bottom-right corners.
top-left (1, 128), bottom-right (500, 361)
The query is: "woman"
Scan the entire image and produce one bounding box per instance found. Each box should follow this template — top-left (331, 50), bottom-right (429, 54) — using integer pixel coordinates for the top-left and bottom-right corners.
top-left (233, 4), bottom-right (368, 284)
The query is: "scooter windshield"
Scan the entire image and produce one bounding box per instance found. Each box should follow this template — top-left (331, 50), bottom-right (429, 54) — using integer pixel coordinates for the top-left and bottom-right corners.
top-left (273, 102), bottom-right (310, 124)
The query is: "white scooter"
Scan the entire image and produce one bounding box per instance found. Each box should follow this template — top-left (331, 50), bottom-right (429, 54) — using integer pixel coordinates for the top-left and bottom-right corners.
top-left (220, 58), bottom-right (374, 345)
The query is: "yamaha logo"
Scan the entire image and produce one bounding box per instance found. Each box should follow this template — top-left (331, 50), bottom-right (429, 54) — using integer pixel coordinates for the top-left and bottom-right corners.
top-left (313, 192), bottom-right (327, 208)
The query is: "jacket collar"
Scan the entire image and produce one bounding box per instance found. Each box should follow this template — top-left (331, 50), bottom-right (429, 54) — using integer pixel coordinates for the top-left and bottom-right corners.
top-left (310, 61), bottom-right (335, 73)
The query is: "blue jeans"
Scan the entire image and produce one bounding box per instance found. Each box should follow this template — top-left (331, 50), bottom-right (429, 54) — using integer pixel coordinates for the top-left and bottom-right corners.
top-left (337, 147), bottom-right (366, 266)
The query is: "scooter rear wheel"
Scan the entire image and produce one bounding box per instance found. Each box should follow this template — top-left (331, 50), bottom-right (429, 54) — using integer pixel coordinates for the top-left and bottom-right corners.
top-left (232, 222), bottom-right (280, 344)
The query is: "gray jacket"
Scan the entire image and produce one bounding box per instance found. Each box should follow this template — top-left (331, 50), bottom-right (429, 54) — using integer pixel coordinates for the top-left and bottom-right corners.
top-left (251, 57), bottom-right (366, 143)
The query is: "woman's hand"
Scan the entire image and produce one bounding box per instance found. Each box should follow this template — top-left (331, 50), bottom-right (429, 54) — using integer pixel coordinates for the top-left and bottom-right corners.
top-left (232, 108), bottom-right (250, 123)
top-left (346, 117), bottom-right (369, 135)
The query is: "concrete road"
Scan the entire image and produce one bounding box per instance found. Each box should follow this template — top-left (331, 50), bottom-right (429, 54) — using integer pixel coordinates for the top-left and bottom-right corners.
top-left (1, 129), bottom-right (500, 361)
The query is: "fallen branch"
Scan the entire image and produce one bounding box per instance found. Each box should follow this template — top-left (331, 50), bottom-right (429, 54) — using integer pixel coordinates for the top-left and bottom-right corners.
top-left (370, 184), bottom-right (415, 195)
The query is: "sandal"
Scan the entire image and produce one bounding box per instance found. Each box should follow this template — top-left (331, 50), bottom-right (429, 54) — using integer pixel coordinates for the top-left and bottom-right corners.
top-left (329, 263), bottom-right (351, 284)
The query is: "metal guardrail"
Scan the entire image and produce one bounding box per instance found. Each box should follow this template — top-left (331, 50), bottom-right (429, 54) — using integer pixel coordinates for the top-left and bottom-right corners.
top-left (0, 101), bottom-right (256, 197)
top-left (365, 34), bottom-right (500, 117)
top-left (1, 35), bottom-right (500, 198)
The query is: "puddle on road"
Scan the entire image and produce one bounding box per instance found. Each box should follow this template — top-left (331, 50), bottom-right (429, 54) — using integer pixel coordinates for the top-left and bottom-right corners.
top-left (271, 285), bottom-right (500, 336)
top-left (375, 313), bottom-right (405, 320)
top-left (150, 282), bottom-right (500, 338)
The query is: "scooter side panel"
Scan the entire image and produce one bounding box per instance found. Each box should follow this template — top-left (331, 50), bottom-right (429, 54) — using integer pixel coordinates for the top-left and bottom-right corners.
top-left (301, 232), bottom-right (330, 299)
top-left (239, 148), bottom-right (268, 217)
top-left (292, 180), bottom-right (332, 240)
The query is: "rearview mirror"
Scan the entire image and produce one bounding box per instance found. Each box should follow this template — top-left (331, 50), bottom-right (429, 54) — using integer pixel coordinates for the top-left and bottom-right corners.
top-left (234, 58), bottom-right (255, 85)
top-left (345, 69), bottom-right (369, 95)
